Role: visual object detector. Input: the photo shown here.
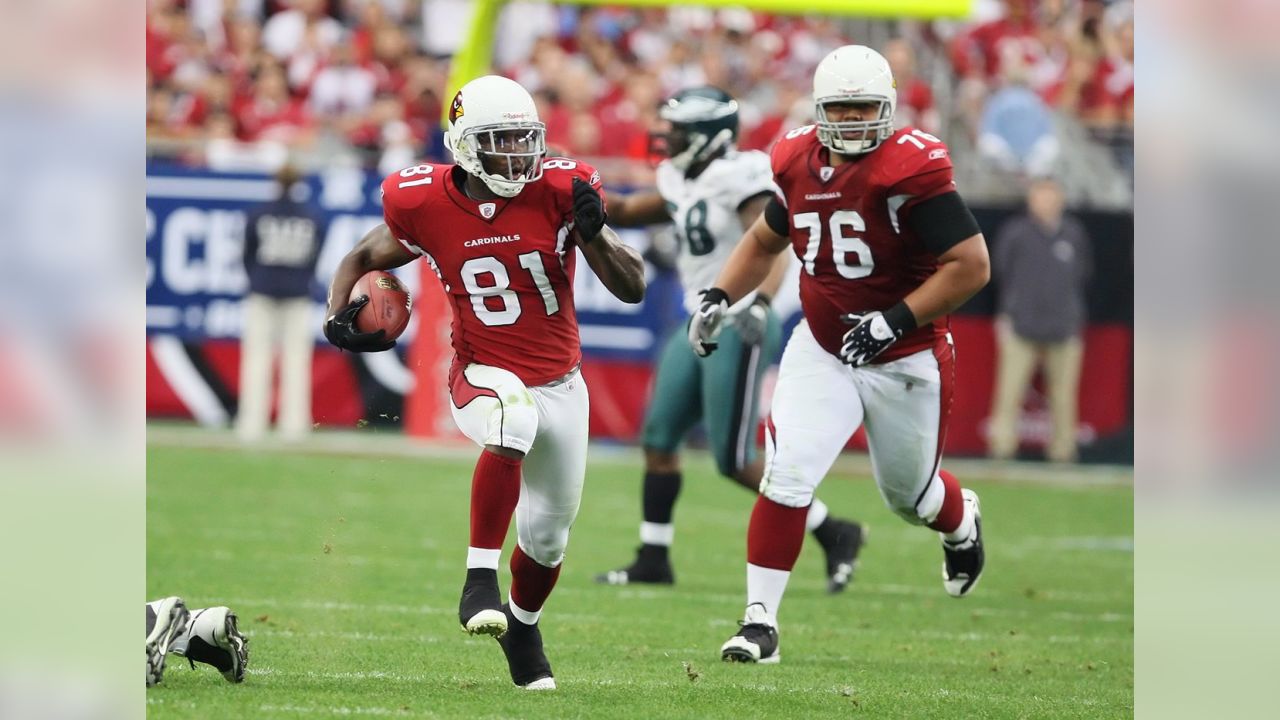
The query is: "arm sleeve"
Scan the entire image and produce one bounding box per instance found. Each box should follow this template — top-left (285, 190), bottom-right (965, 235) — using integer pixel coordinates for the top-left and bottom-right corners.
top-left (763, 195), bottom-right (789, 236)
top-left (905, 191), bottom-right (983, 257)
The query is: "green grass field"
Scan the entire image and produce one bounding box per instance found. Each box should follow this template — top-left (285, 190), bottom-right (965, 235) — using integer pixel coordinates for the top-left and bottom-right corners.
top-left (146, 437), bottom-right (1132, 719)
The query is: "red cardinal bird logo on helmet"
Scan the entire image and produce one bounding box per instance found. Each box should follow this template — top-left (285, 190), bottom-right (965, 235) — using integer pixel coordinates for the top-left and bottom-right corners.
top-left (449, 90), bottom-right (465, 124)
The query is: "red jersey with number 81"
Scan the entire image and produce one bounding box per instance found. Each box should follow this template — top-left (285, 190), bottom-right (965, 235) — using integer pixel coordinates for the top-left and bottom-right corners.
top-left (381, 158), bottom-right (602, 386)
top-left (770, 125), bottom-right (957, 363)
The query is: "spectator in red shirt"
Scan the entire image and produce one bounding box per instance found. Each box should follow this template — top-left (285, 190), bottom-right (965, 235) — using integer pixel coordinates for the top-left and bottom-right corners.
top-left (951, 0), bottom-right (1041, 82)
top-left (234, 62), bottom-right (314, 145)
top-left (884, 38), bottom-right (940, 135)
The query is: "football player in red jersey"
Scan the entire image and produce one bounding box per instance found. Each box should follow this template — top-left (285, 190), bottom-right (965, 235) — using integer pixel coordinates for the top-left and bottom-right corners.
top-left (324, 75), bottom-right (645, 689)
top-left (689, 46), bottom-right (992, 664)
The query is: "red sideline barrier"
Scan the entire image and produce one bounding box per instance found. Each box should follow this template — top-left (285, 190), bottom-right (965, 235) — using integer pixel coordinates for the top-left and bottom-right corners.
top-left (148, 317), bottom-right (1131, 457)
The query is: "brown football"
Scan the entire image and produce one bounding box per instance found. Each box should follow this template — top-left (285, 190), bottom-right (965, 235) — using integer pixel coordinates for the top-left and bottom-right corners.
top-left (349, 270), bottom-right (412, 340)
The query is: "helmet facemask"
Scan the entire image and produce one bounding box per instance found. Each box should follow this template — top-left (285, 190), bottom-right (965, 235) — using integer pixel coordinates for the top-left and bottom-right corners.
top-left (649, 122), bottom-right (734, 174)
top-left (454, 122), bottom-right (547, 198)
top-left (815, 96), bottom-right (894, 155)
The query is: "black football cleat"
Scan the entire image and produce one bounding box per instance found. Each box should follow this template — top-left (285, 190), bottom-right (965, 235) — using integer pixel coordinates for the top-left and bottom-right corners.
top-left (496, 604), bottom-right (556, 690)
top-left (813, 518), bottom-right (866, 594)
top-left (594, 544), bottom-right (675, 586)
top-left (720, 603), bottom-right (780, 664)
top-left (145, 597), bottom-right (189, 687)
top-left (942, 489), bottom-right (985, 598)
top-left (459, 568), bottom-right (508, 638)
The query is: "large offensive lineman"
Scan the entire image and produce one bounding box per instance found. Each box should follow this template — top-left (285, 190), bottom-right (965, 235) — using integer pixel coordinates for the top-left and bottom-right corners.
top-left (595, 86), bottom-right (866, 594)
top-left (690, 46), bottom-right (990, 664)
top-left (324, 75), bottom-right (645, 689)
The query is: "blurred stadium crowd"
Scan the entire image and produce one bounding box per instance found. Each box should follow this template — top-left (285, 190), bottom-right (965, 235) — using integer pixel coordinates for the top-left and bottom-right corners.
top-left (146, 0), bottom-right (1133, 205)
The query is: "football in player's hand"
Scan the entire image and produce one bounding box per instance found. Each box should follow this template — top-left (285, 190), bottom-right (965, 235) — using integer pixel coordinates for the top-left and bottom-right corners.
top-left (349, 270), bottom-right (412, 340)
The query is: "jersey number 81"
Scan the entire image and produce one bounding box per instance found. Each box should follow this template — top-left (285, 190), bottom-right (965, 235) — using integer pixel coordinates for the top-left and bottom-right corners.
top-left (459, 252), bottom-right (560, 326)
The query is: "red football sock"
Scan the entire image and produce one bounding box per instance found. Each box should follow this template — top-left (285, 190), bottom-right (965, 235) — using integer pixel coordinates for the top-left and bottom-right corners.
top-left (510, 545), bottom-right (562, 613)
top-left (746, 495), bottom-right (809, 571)
top-left (927, 469), bottom-right (965, 534)
top-left (469, 450), bottom-right (522, 550)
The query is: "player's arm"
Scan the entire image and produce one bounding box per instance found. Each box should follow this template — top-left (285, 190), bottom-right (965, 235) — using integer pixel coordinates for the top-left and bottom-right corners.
top-left (715, 198), bottom-right (791, 303)
top-left (687, 198), bottom-right (791, 356)
top-left (838, 191), bottom-right (989, 367)
top-left (736, 193), bottom-right (787, 303)
top-left (580, 224), bottom-right (646, 304)
top-left (573, 178), bottom-right (646, 304)
top-left (603, 190), bottom-right (671, 227)
top-left (323, 223), bottom-right (417, 352)
top-left (325, 223), bottom-right (416, 317)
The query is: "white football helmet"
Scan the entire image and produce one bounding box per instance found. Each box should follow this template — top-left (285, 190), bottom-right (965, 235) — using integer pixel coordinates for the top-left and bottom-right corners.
top-left (446, 75), bottom-right (547, 198)
top-left (813, 45), bottom-right (897, 156)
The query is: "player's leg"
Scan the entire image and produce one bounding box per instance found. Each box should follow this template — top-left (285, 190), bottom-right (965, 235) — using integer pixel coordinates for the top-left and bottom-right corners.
top-left (497, 370), bottom-right (590, 690)
top-left (1044, 335), bottom-right (1084, 463)
top-left (988, 317), bottom-right (1039, 459)
top-left (858, 336), bottom-right (984, 597)
top-left (596, 328), bottom-right (702, 585)
top-left (145, 596), bottom-right (188, 687)
top-left (276, 297), bottom-right (314, 440)
top-left (705, 314), bottom-right (868, 594)
top-left (234, 293), bottom-right (274, 442)
top-left (721, 321), bottom-right (865, 663)
top-left (448, 363), bottom-right (540, 638)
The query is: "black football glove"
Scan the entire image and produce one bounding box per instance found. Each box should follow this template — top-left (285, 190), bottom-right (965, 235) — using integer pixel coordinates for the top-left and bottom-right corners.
top-left (324, 296), bottom-right (396, 353)
top-left (839, 302), bottom-right (916, 367)
top-left (688, 287), bottom-right (730, 357)
top-left (571, 176), bottom-right (607, 244)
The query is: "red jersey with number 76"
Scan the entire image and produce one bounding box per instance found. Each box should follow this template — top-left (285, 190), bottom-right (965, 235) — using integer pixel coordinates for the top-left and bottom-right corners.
top-left (770, 125), bottom-right (958, 364)
top-left (380, 158), bottom-right (603, 386)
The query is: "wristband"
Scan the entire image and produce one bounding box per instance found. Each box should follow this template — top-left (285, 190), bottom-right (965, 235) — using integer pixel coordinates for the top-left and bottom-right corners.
top-left (882, 301), bottom-right (918, 337)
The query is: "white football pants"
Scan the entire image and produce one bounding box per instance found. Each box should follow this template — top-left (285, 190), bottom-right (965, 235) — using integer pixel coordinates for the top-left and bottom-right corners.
top-left (236, 294), bottom-right (314, 441)
top-left (449, 363), bottom-right (589, 567)
top-left (762, 320), bottom-right (955, 525)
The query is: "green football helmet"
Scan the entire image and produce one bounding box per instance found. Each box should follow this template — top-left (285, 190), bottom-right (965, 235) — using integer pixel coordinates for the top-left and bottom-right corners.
top-left (649, 86), bottom-right (739, 176)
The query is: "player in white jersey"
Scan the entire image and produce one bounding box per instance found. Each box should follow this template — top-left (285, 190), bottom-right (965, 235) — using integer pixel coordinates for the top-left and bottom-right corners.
top-left (595, 87), bottom-right (865, 593)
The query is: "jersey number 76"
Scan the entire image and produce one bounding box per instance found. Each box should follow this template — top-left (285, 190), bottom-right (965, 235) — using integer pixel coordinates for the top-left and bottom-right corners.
top-left (793, 209), bottom-right (874, 279)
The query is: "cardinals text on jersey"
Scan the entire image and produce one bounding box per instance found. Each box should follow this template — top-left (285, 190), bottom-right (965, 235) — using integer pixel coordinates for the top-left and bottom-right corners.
top-left (770, 125), bottom-right (957, 363)
top-left (380, 158), bottom-right (605, 385)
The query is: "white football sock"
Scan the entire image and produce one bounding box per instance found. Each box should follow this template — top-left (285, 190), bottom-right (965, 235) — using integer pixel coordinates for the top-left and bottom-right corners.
top-left (745, 563), bottom-right (790, 627)
top-left (805, 499), bottom-right (829, 531)
top-left (467, 547), bottom-right (501, 570)
top-left (942, 500), bottom-right (976, 545)
top-left (639, 521), bottom-right (674, 546)
top-left (508, 596), bottom-right (541, 626)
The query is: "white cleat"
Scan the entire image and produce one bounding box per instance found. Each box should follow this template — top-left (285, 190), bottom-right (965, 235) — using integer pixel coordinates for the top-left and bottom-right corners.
top-left (942, 489), bottom-right (985, 598)
top-left (171, 606), bottom-right (250, 683)
top-left (720, 603), bottom-right (781, 664)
